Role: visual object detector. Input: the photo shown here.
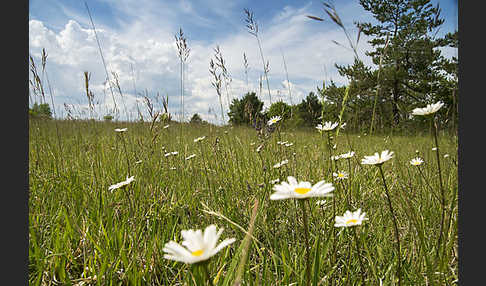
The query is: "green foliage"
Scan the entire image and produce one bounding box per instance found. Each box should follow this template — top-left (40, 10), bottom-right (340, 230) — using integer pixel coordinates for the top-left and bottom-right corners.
top-left (189, 113), bottom-right (204, 124)
top-left (265, 101), bottom-right (291, 121)
top-left (29, 103), bottom-right (52, 119)
top-left (295, 92), bottom-right (322, 127)
top-left (103, 114), bottom-right (114, 121)
top-left (228, 91), bottom-right (264, 125)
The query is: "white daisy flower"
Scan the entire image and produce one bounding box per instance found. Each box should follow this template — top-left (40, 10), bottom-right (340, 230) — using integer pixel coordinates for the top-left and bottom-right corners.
top-left (331, 155), bottom-right (341, 161)
top-left (268, 116), bottom-right (282, 126)
top-left (114, 128), bottom-right (128, 133)
top-left (333, 171), bottom-right (349, 180)
top-left (316, 121), bottom-right (339, 132)
top-left (165, 151), bottom-right (179, 157)
top-left (108, 175), bottom-right (135, 192)
top-left (411, 101), bottom-right (444, 116)
top-left (432, 147), bottom-right (438, 151)
top-left (185, 154), bottom-right (196, 160)
top-left (194, 136), bottom-right (206, 143)
top-left (340, 122), bottom-right (347, 129)
top-left (270, 178), bottom-right (280, 184)
top-left (285, 143), bottom-right (293, 147)
top-left (163, 224), bottom-right (236, 264)
top-left (273, 159), bottom-right (289, 169)
top-left (410, 157), bottom-right (424, 166)
top-left (270, 176), bottom-right (334, 200)
top-left (361, 150), bottom-right (394, 165)
top-left (334, 208), bottom-right (368, 227)
top-left (340, 151), bottom-right (355, 159)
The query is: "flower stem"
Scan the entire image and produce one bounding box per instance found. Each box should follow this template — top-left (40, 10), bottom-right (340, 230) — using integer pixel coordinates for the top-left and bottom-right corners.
top-left (353, 227), bottom-right (366, 284)
top-left (119, 133), bottom-right (131, 176)
top-left (378, 165), bottom-right (401, 286)
top-left (299, 199), bottom-right (311, 286)
top-left (361, 226), bottom-right (380, 284)
top-left (326, 132), bottom-right (337, 270)
top-left (432, 116), bottom-right (446, 260)
top-left (202, 261), bottom-right (214, 286)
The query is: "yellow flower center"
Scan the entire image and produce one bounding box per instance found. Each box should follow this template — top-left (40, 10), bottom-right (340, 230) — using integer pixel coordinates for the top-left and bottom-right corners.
top-left (191, 249), bottom-right (204, 256)
top-left (346, 219), bottom-right (358, 225)
top-left (338, 173), bottom-right (345, 178)
top-left (294, 187), bottom-right (311, 195)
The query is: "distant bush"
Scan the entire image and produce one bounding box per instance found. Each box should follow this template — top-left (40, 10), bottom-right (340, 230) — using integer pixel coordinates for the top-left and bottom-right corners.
top-left (29, 103), bottom-right (52, 119)
top-left (189, 113), bottom-right (204, 124)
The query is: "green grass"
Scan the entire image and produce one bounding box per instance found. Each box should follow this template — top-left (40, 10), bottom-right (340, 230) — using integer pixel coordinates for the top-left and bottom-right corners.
top-left (29, 118), bottom-right (458, 285)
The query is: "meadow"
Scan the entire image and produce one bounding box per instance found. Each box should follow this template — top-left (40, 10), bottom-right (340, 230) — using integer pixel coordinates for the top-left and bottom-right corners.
top-left (28, 117), bottom-right (458, 285)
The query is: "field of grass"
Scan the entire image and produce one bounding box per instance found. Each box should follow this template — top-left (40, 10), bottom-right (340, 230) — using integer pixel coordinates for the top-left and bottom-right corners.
top-left (28, 118), bottom-right (458, 285)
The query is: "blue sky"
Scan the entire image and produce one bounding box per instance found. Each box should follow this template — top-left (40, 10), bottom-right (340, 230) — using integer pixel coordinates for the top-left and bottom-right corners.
top-left (29, 0), bottom-right (458, 124)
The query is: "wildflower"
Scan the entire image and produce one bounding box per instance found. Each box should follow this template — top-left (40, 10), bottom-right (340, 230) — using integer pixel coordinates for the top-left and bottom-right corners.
top-left (270, 176), bottom-right (334, 200)
top-left (194, 136), bottom-right (206, 143)
top-left (334, 208), bottom-right (368, 227)
top-left (270, 178), bottom-right (280, 184)
top-left (285, 143), bottom-right (293, 147)
top-left (361, 150), bottom-right (394, 166)
top-left (432, 147), bottom-right (438, 151)
top-left (165, 151), bottom-right (179, 157)
top-left (108, 175), bottom-right (135, 192)
top-left (273, 159), bottom-right (289, 169)
top-left (410, 157), bottom-right (424, 166)
top-left (340, 122), bottom-right (347, 129)
top-left (340, 151), bottom-right (355, 159)
top-left (163, 224), bottom-right (236, 264)
top-left (170, 167), bottom-right (177, 170)
top-left (114, 128), bottom-right (127, 132)
top-left (411, 101), bottom-right (444, 116)
top-left (268, 116), bottom-right (282, 126)
top-left (333, 171), bottom-right (349, 180)
top-left (316, 121), bottom-right (339, 132)
top-left (331, 155), bottom-right (340, 161)
top-left (185, 154), bottom-right (196, 160)
top-left (163, 125), bottom-right (170, 129)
